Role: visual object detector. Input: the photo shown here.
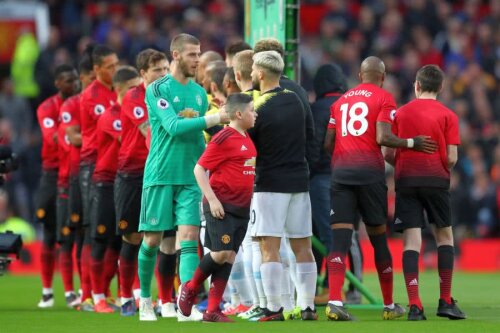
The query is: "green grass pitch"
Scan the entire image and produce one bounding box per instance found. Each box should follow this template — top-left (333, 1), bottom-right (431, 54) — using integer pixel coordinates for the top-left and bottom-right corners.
top-left (0, 271), bottom-right (498, 333)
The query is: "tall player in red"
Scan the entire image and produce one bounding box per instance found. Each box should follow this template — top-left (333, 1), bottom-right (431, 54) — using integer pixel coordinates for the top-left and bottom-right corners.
top-left (36, 64), bottom-right (79, 308)
top-left (64, 55), bottom-right (96, 311)
top-left (55, 65), bottom-right (80, 308)
top-left (384, 65), bottom-right (466, 321)
top-left (115, 49), bottom-right (171, 316)
top-left (79, 44), bottom-right (118, 312)
top-left (89, 66), bottom-right (142, 313)
top-left (324, 56), bottom-right (437, 321)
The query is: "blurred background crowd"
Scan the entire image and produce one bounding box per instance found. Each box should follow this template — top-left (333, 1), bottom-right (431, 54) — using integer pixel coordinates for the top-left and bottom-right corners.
top-left (0, 0), bottom-right (498, 247)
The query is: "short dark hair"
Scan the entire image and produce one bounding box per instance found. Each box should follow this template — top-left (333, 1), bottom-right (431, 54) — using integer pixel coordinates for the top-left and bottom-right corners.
top-left (207, 60), bottom-right (227, 91)
top-left (170, 33), bottom-right (200, 53)
top-left (112, 66), bottom-right (139, 85)
top-left (78, 54), bottom-right (93, 74)
top-left (54, 64), bottom-right (76, 79)
top-left (225, 93), bottom-right (253, 120)
top-left (136, 48), bottom-right (168, 72)
top-left (92, 44), bottom-right (116, 66)
top-left (254, 38), bottom-right (284, 58)
top-left (224, 67), bottom-right (237, 84)
top-left (225, 40), bottom-right (252, 58)
top-left (416, 65), bottom-right (444, 93)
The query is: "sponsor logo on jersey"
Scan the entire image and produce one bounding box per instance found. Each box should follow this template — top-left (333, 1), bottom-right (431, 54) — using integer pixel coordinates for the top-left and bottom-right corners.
top-left (244, 157), bottom-right (256, 167)
top-left (157, 98), bottom-right (169, 109)
top-left (61, 111), bottom-right (72, 123)
top-left (133, 106), bottom-right (145, 119)
top-left (43, 117), bottom-right (55, 128)
top-left (112, 120), bottom-right (122, 131)
top-left (94, 104), bottom-right (105, 115)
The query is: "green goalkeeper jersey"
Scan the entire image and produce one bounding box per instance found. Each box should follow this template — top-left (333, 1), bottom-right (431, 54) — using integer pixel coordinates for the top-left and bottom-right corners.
top-left (143, 74), bottom-right (209, 187)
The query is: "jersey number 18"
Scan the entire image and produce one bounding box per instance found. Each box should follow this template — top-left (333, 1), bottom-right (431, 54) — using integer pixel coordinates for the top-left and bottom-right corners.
top-left (339, 102), bottom-right (369, 137)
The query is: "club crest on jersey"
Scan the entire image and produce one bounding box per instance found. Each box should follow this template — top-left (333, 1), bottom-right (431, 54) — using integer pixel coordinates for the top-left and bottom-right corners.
top-left (61, 111), bottom-right (72, 123)
top-left (42, 117), bottom-right (55, 128)
top-left (390, 109), bottom-right (396, 121)
top-left (112, 120), bottom-right (122, 131)
top-left (94, 104), bottom-right (105, 115)
top-left (196, 94), bottom-right (202, 106)
top-left (157, 98), bottom-right (169, 109)
top-left (133, 106), bottom-right (145, 119)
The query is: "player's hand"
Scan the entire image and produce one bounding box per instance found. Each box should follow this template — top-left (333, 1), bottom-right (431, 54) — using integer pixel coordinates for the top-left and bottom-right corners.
top-left (208, 198), bottom-right (225, 219)
top-left (413, 135), bottom-right (438, 154)
top-left (218, 105), bottom-right (230, 124)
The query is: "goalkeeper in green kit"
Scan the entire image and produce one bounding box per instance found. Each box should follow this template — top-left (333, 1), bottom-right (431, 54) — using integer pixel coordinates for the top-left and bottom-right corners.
top-left (137, 33), bottom-right (228, 322)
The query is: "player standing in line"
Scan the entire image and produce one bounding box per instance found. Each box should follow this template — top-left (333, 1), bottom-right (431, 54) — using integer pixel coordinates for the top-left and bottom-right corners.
top-left (137, 33), bottom-right (228, 322)
top-left (79, 44), bottom-right (118, 312)
top-left (247, 51), bottom-right (318, 322)
top-left (177, 93), bottom-right (257, 323)
top-left (55, 65), bottom-right (80, 308)
top-left (36, 64), bottom-right (80, 308)
top-left (231, 49), bottom-right (265, 320)
top-left (89, 66), bottom-right (141, 313)
top-left (383, 65), bottom-right (466, 321)
top-left (324, 56), bottom-right (436, 321)
top-left (115, 49), bottom-right (173, 317)
top-left (64, 55), bottom-right (96, 311)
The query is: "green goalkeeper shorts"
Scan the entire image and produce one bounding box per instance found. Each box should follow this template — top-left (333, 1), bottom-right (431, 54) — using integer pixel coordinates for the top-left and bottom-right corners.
top-left (139, 184), bottom-right (201, 232)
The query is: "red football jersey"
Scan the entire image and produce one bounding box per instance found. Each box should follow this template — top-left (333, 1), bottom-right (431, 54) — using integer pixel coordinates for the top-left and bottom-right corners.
top-left (93, 105), bottom-right (122, 183)
top-left (57, 96), bottom-right (78, 188)
top-left (60, 94), bottom-right (81, 177)
top-left (80, 80), bottom-right (117, 165)
top-left (328, 83), bottom-right (396, 184)
top-left (37, 94), bottom-right (63, 170)
top-left (393, 99), bottom-right (460, 188)
top-left (197, 127), bottom-right (257, 218)
top-left (118, 84), bottom-right (148, 174)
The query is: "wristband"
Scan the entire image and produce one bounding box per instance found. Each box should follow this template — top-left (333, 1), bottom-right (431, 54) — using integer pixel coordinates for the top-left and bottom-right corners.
top-left (205, 113), bottom-right (221, 128)
top-left (407, 138), bottom-right (414, 148)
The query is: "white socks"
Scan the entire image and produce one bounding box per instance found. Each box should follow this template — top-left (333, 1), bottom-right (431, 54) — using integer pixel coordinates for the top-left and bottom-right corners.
top-left (295, 262), bottom-right (317, 310)
top-left (261, 262), bottom-right (283, 312)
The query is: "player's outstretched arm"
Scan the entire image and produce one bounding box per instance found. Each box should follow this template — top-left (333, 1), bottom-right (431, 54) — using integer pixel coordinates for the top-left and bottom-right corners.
top-left (376, 122), bottom-right (438, 153)
top-left (194, 163), bottom-right (225, 219)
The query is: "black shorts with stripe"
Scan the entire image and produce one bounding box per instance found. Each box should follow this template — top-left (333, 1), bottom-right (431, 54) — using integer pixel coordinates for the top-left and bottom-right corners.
top-left (331, 181), bottom-right (387, 228)
top-left (394, 187), bottom-right (451, 232)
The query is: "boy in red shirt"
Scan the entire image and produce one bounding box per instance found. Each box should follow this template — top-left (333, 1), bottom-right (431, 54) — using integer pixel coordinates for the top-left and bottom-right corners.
top-left (384, 65), bottom-right (465, 321)
top-left (177, 93), bottom-right (256, 322)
